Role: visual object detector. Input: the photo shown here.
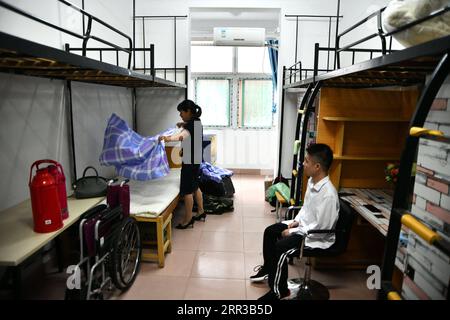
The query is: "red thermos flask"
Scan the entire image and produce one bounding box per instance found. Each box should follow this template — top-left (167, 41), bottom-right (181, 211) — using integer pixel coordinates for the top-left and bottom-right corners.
top-left (29, 160), bottom-right (64, 233)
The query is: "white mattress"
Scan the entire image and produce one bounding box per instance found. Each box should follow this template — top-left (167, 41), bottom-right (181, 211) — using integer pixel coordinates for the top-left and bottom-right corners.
top-left (128, 168), bottom-right (180, 218)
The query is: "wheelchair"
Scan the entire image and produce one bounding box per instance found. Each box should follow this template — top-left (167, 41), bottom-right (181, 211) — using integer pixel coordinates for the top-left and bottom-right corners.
top-left (66, 180), bottom-right (142, 300)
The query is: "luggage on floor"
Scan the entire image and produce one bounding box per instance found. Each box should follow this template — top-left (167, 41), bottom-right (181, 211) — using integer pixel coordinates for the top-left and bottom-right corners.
top-left (194, 194), bottom-right (234, 215)
top-left (199, 175), bottom-right (235, 197)
top-left (198, 162), bottom-right (235, 197)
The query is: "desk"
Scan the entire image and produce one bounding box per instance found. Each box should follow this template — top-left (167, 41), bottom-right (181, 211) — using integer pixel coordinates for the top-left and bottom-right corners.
top-left (0, 196), bottom-right (104, 297)
top-left (339, 188), bottom-right (393, 237)
top-left (338, 188), bottom-right (407, 271)
top-left (313, 188), bottom-right (392, 269)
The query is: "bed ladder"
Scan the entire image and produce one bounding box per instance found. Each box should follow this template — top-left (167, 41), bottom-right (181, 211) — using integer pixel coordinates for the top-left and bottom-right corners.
top-left (288, 82), bottom-right (322, 218)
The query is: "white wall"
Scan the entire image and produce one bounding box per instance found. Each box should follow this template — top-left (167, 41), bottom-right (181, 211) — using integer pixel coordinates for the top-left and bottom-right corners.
top-left (0, 73), bottom-right (70, 211)
top-left (136, 88), bottom-right (185, 136)
top-left (205, 129), bottom-right (276, 170)
top-left (71, 82), bottom-right (132, 179)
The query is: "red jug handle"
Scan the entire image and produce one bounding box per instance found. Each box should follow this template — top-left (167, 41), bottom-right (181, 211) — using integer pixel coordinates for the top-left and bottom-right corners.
top-left (29, 159), bottom-right (59, 185)
top-left (56, 162), bottom-right (65, 179)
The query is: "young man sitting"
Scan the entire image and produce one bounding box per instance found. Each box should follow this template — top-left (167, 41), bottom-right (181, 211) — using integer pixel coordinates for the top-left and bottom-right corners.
top-left (251, 143), bottom-right (339, 300)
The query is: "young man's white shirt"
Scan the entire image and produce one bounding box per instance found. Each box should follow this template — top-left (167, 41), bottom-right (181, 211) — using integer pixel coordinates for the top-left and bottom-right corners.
top-left (286, 176), bottom-right (339, 249)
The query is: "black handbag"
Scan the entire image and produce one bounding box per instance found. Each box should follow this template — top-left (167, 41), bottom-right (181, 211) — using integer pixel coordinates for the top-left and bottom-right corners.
top-left (73, 166), bottom-right (108, 199)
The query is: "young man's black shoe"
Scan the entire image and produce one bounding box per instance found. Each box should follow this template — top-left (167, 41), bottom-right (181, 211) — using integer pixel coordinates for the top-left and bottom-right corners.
top-left (249, 265), bottom-right (268, 282)
top-left (257, 289), bottom-right (295, 300)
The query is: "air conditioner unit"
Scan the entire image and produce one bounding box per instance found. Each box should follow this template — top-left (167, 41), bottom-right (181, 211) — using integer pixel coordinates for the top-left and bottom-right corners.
top-left (213, 27), bottom-right (266, 46)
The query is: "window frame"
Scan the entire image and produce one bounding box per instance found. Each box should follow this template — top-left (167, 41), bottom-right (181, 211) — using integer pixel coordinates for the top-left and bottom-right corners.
top-left (238, 77), bottom-right (274, 129)
top-left (193, 77), bottom-right (232, 128)
top-left (191, 46), bottom-right (274, 130)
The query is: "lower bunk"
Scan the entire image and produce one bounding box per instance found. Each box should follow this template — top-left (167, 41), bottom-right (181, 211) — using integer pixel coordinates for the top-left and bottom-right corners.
top-left (129, 168), bottom-right (181, 267)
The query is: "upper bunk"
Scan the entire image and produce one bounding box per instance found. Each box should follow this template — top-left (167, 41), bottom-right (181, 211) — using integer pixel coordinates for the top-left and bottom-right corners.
top-left (0, 0), bottom-right (187, 89)
top-left (284, 5), bottom-right (450, 89)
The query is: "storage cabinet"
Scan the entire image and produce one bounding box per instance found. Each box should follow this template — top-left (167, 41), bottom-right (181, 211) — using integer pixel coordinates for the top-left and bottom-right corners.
top-left (316, 87), bottom-right (419, 189)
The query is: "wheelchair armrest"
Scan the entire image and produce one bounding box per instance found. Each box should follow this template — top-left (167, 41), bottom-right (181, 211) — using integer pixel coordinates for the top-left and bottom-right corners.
top-left (285, 206), bottom-right (302, 220)
top-left (306, 229), bottom-right (336, 235)
top-left (80, 204), bottom-right (107, 220)
top-left (102, 205), bottom-right (123, 222)
top-left (286, 205), bottom-right (301, 213)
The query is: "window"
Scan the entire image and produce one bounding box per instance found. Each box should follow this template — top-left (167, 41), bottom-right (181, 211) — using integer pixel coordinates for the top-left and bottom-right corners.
top-left (240, 80), bottom-right (273, 127)
top-left (191, 46), bottom-right (233, 73)
top-left (237, 47), bottom-right (272, 73)
top-left (191, 45), bottom-right (275, 128)
top-left (195, 79), bottom-right (230, 126)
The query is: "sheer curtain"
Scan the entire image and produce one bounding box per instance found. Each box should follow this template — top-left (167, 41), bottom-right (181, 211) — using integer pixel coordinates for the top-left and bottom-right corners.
top-left (196, 79), bottom-right (230, 126)
top-left (241, 80), bottom-right (273, 127)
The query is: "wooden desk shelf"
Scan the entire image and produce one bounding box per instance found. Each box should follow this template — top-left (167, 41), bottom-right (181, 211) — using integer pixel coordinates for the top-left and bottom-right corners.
top-left (317, 87), bottom-right (418, 189)
top-left (323, 116), bottom-right (410, 122)
top-left (0, 196), bottom-right (105, 267)
top-left (334, 155), bottom-right (400, 161)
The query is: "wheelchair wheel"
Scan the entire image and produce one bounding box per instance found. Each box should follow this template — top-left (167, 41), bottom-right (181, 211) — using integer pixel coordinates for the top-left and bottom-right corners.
top-left (110, 217), bottom-right (142, 291)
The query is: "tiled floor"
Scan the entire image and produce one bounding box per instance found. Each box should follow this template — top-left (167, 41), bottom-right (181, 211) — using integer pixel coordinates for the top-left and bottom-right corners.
top-left (10, 174), bottom-right (377, 300)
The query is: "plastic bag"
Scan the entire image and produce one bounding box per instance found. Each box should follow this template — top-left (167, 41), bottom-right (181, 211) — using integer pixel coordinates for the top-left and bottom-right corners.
top-left (266, 182), bottom-right (290, 204)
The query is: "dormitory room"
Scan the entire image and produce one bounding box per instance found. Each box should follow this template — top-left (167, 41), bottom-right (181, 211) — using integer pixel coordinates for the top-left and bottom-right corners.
top-left (0, 0), bottom-right (449, 303)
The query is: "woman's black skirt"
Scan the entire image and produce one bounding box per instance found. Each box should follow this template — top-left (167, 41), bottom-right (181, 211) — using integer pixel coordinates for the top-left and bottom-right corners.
top-left (180, 163), bottom-right (201, 196)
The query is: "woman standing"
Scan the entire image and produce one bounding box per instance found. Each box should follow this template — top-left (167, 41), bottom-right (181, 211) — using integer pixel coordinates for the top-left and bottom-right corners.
top-left (159, 100), bottom-right (205, 229)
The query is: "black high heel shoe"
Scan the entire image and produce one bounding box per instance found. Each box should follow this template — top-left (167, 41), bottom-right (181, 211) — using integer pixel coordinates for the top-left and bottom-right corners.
top-left (194, 212), bottom-right (207, 222)
top-left (175, 217), bottom-right (195, 229)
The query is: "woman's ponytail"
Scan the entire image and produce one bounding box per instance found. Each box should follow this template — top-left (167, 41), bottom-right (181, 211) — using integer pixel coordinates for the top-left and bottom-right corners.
top-left (177, 99), bottom-right (202, 118)
top-left (195, 105), bottom-right (202, 118)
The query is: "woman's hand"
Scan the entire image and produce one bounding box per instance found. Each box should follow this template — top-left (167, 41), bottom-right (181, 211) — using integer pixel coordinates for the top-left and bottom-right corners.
top-left (159, 135), bottom-right (168, 142)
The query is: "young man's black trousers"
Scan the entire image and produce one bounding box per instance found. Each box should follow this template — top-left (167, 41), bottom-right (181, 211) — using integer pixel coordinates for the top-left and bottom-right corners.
top-left (263, 222), bottom-right (303, 297)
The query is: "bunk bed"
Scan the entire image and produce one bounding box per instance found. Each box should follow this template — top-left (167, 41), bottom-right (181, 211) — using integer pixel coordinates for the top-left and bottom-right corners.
top-left (281, 5), bottom-right (450, 300)
top-left (0, 0), bottom-right (188, 297)
top-left (0, 1), bottom-right (187, 89)
top-left (0, 31), bottom-right (186, 89)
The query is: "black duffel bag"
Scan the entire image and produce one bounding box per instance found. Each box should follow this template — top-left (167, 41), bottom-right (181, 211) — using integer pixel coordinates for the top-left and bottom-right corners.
top-left (199, 175), bottom-right (235, 198)
top-left (193, 194), bottom-right (234, 215)
top-left (73, 166), bottom-right (108, 199)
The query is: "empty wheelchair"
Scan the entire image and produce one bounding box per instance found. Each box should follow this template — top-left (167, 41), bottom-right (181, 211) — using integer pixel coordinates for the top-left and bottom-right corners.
top-left (66, 180), bottom-right (141, 300)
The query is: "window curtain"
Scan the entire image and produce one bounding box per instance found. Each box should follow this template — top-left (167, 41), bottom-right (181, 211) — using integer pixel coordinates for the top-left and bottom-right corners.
top-left (267, 40), bottom-right (278, 113)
